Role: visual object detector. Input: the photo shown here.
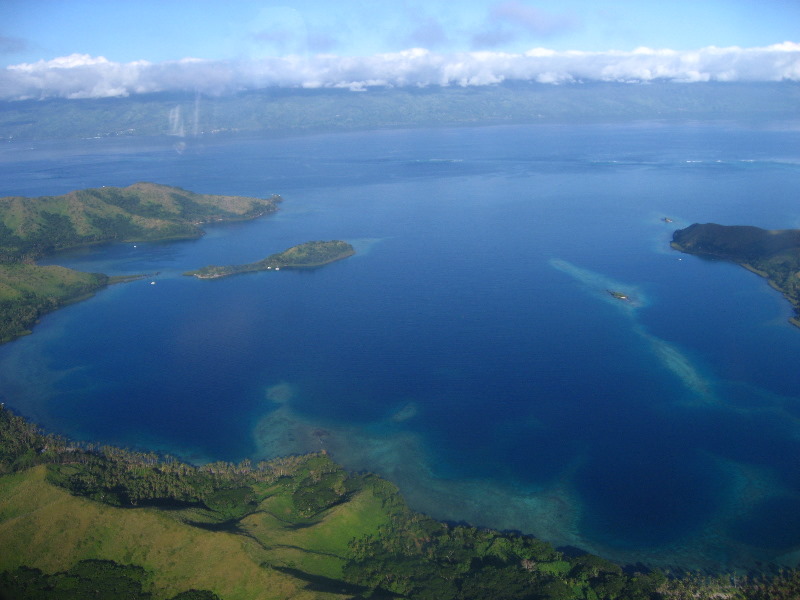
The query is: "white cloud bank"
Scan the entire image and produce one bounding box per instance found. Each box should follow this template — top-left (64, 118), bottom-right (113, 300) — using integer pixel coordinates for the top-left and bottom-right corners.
top-left (2, 43), bottom-right (799, 100)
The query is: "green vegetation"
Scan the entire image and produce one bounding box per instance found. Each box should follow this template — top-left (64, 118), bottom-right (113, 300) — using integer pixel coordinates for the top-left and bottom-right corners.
top-left (671, 223), bottom-right (800, 327)
top-left (0, 263), bottom-right (108, 342)
top-left (342, 502), bottom-right (664, 599)
top-left (0, 407), bottom-right (389, 599)
top-left (185, 240), bottom-right (355, 279)
top-left (0, 183), bottom-right (282, 344)
top-left (0, 182), bottom-right (281, 262)
top-left (0, 560), bottom-right (221, 600)
top-left (2, 406), bottom-right (798, 599)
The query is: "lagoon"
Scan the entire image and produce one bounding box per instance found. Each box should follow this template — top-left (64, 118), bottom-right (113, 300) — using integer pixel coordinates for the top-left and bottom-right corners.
top-left (1, 122), bottom-right (800, 570)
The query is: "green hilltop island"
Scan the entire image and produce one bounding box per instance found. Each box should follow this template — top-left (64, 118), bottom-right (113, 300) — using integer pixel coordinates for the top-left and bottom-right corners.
top-left (0, 182), bottom-right (281, 343)
top-left (184, 240), bottom-right (355, 279)
top-left (672, 223), bottom-right (800, 328)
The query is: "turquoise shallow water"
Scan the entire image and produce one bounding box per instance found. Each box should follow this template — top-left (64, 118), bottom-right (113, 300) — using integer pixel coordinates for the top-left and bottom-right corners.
top-left (1, 122), bottom-right (800, 570)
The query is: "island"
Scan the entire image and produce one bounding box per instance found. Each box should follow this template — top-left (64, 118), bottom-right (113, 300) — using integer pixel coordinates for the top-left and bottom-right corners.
top-left (608, 290), bottom-right (631, 301)
top-left (0, 183), bottom-right (281, 342)
top-left (184, 240), bottom-right (355, 279)
top-left (671, 223), bottom-right (800, 327)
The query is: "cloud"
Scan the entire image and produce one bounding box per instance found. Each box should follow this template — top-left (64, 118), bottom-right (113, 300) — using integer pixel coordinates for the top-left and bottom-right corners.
top-left (2, 43), bottom-right (799, 100)
top-left (252, 29), bottom-right (294, 46)
top-left (0, 35), bottom-right (29, 55)
top-left (408, 18), bottom-right (449, 49)
top-left (472, 2), bottom-right (580, 48)
top-left (307, 32), bottom-right (339, 53)
top-left (251, 27), bottom-right (340, 56)
top-left (489, 1), bottom-right (579, 36)
top-left (471, 27), bottom-right (517, 49)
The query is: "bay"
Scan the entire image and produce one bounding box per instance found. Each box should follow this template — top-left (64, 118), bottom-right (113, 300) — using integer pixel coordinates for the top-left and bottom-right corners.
top-left (1, 122), bottom-right (800, 570)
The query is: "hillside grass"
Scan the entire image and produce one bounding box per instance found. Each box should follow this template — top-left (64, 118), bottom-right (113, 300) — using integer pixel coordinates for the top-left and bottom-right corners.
top-left (247, 479), bottom-right (393, 579)
top-left (0, 183), bottom-right (281, 262)
top-left (0, 263), bottom-right (108, 342)
top-left (0, 465), bottom-right (387, 599)
top-left (0, 183), bottom-right (282, 344)
top-left (5, 407), bottom-right (800, 599)
top-left (0, 264), bottom-right (105, 301)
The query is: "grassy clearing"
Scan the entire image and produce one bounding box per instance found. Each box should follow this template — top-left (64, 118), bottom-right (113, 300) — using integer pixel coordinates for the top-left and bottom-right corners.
top-left (0, 264), bottom-right (104, 297)
top-left (0, 466), bottom-right (352, 600)
top-left (244, 480), bottom-right (393, 580)
top-left (0, 264), bottom-right (107, 342)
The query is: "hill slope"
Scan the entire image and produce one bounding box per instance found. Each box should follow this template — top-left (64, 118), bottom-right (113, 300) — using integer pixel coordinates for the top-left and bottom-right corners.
top-left (0, 182), bottom-right (281, 262)
top-left (0, 183), bottom-right (281, 343)
top-left (0, 263), bottom-right (108, 342)
top-left (0, 406), bottom-right (686, 600)
top-left (671, 223), bottom-right (800, 326)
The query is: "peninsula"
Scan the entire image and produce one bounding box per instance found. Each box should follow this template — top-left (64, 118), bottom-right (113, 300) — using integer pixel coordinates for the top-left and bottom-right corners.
top-left (671, 223), bottom-right (800, 327)
top-left (0, 183), bottom-right (281, 342)
top-left (184, 240), bottom-right (355, 279)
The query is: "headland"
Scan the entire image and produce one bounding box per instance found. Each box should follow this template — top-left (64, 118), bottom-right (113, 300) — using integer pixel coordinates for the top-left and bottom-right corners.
top-left (671, 223), bottom-right (800, 327)
top-left (0, 183), bottom-right (281, 343)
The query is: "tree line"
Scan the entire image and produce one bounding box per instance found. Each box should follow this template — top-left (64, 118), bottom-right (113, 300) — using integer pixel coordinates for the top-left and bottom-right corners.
top-left (1, 406), bottom-right (799, 599)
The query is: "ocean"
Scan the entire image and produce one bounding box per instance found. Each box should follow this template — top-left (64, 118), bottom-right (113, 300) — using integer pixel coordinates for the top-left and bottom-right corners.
top-left (1, 121), bottom-right (800, 570)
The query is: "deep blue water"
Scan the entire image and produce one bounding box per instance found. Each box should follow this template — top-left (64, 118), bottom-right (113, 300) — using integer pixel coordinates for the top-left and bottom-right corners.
top-left (1, 122), bottom-right (800, 569)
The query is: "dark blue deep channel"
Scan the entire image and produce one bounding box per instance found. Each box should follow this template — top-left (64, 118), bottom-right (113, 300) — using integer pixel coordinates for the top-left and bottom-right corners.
top-left (1, 122), bottom-right (800, 570)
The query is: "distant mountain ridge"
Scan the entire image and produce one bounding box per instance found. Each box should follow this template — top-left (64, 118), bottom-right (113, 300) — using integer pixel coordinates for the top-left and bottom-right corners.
top-left (2, 81), bottom-right (799, 141)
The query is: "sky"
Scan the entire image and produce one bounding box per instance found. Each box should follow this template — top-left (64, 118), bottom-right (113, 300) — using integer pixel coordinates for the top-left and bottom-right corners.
top-left (1, 0), bottom-right (799, 99)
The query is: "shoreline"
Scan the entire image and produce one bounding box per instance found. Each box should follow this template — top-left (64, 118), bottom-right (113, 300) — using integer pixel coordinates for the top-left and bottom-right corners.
top-left (185, 241), bottom-right (355, 279)
top-left (671, 234), bottom-right (800, 329)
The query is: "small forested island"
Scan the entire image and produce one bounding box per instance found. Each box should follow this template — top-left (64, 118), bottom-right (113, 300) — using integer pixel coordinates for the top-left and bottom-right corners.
top-left (0, 183), bottom-right (281, 343)
top-left (608, 290), bottom-right (630, 301)
top-left (672, 223), bottom-right (800, 327)
top-left (4, 405), bottom-right (799, 600)
top-left (184, 240), bottom-right (355, 279)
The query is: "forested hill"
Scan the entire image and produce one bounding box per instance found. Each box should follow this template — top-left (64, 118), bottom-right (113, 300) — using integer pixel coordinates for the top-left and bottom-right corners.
top-left (672, 223), bottom-right (800, 326)
top-left (5, 405), bottom-right (798, 600)
top-left (0, 182), bottom-right (281, 262)
top-left (0, 183), bottom-right (281, 343)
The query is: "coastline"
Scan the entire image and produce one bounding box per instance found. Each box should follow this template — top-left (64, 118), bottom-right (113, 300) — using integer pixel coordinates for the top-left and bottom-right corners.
top-left (0, 185), bottom-right (281, 346)
top-left (671, 233), bottom-right (800, 329)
